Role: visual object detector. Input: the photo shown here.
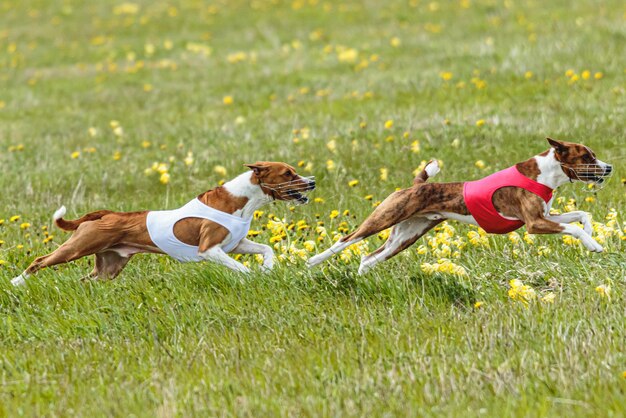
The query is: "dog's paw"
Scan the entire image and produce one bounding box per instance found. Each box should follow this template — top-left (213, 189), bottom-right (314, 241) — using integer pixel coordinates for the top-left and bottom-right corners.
top-left (306, 256), bottom-right (321, 268)
top-left (260, 263), bottom-right (274, 274)
top-left (11, 275), bottom-right (26, 287)
top-left (582, 237), bottom-right (603, 253)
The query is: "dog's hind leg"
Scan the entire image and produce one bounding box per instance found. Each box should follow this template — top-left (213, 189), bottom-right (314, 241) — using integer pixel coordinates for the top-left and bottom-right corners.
top-left (11, 222), bottom-right (118, 286)
top-left (358, 217), bottom-right (441, 275)
top-left (307, 188), bottom-right (423, 268)
top-left (83, 251), bottom-right (132, 281)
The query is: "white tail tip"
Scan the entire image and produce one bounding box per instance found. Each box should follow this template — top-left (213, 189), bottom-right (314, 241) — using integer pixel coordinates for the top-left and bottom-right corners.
top-left (53, 206), bottom-right (67, 221)
top-left (425, 160), bottom-right (440, 177)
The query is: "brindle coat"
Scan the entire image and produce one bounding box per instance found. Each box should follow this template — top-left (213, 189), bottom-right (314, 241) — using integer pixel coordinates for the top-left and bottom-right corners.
top-left (308, 138), bottom-right (611, 274)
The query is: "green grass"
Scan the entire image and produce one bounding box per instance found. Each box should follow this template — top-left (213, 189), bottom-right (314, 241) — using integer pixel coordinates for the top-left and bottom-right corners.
top-left (1, 0), bottom-right (625, 416)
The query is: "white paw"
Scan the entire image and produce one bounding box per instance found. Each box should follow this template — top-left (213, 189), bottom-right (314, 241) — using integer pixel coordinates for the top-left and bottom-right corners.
top-left (237, 265), bottom-right (251, 274)
top-left (307, 255), bottom-right (321, 268)
top-left (11, 275), bottom-right (26, 287)
top-left (357, 263), bottom-right (370, 276)
top-left (260, 262), bottom-right (274, 273)
top-left (582, 237), bottom-right (603, 253)
top-left (358, 256), bottom-right (374, 275)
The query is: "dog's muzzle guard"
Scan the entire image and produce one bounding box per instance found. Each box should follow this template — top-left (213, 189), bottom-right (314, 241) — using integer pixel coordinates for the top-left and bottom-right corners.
top-left (561, 163), bottom-right (613, 191)
top-left (261, 176), bottom-right (316, 204)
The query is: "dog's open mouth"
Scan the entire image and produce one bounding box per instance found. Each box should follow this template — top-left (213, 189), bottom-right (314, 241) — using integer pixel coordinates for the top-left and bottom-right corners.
top-left (288, 191), bottom-right (310, 204)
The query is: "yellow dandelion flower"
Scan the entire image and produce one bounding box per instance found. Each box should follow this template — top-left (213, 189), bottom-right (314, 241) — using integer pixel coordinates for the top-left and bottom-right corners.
top-left (154, 163), bottom-right (167, 174)
top-left (314, 197), bottom-right (325, 203)
top-left (364, 195), bottom-right (373, 200)
top-left (475, 160), bottom-right (486, 169)
top-left (88, 127), bottom-right (98, 137)
top-left (439, 71), bottom-right (453, 81)
top-left (113, 151), bottom-right (122, 161)
top-left (329, 210), bottom-right (339, 219)
top-left (475, 119), bottom-right (485, 127)
top-left (184, 152), bottom-right (194, 166)
top-left (159, 172), bottom-right (170, 185)
top-left (380, 168), bottom-right (389, 181)
top-left (141, 140), bottom-right (151, 148)
top-left (595, 284), bottom-right (611, 301)
top-left (326, 140), bottom-right (337, 153)
top-left (359, 121), bottom-right (367, 129)
top-left (113, 3), bottom-right (140, 15)
top-left (384, 119), bottom-right (394, 129)
top-left (10, 215), bottom-right (20, 222)
top-left (223, 95), bottom-right (234, 105)
top-left (348, 180), bottom-right (359, 187)
top-left (508, 279), bottom-right (536, 307)
top-left (337, 48), bottom-right (358, 63)
top-left (581, 70), bottom-right (591, 80)
top-left (524, 71), bottom-right (533, 79)
top-left (474, 301), bottom-right (484, 309)
top-left (390, 37), bottom-right (401, 47)
top-left (411, 140), bottom-right (421, 153)
top-left (562, 235), bottom-right (580, 246)
top-left (71, 151), bottom-right (80, 159)
top-left (565, 69), bottom-right (575, 78)
top-left (594, 72), bottom-right (603, 80)
top-left (214, 165), bottom-right (227, 176)
top-left (541, 293), bottom-right (556, 304)
top-left (20, 222), bottom-right (31, 229)
top-left (537, 246), bottom-right (551, 256)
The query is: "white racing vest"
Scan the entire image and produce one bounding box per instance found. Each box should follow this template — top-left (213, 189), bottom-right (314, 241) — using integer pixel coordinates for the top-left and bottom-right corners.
top-left (146, 198), bottom-right (252, 262)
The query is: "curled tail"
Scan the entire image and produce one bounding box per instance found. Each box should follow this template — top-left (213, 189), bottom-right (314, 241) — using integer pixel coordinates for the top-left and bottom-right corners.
top-left (53, 206), bottom-right (113, 231)
top-left (413, 159), bottom-right (440, 186)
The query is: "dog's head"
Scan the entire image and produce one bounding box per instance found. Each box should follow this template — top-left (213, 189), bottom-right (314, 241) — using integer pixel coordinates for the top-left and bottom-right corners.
top-left (245, 161), bottom-right (316, 204)
top-left (547, 138), bottom-right (613, 186)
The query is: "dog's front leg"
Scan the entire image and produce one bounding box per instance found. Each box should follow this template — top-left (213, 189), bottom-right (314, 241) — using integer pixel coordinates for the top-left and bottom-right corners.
top-left (525, 217), bottom-right (603, 252)
top-left (546, 211), bottom-right (593, 236)
top-left (199, 247), bottom-right (251, 273)
top-left (230, 238), bottom-right (275, 272)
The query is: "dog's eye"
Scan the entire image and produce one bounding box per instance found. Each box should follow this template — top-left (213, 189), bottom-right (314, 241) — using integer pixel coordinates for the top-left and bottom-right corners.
top-left (583, 154), bottom-right (593, 163)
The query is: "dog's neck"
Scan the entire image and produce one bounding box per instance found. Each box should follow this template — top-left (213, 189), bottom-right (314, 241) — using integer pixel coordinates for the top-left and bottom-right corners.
top-left (223, 171), bottom-right (271, 218)
top-left (517, 148), bottom-right (570, 190)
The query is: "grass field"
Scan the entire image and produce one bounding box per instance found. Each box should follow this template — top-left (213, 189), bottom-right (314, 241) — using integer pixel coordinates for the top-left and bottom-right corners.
top-left (1, 0), bottom-right (625, 416)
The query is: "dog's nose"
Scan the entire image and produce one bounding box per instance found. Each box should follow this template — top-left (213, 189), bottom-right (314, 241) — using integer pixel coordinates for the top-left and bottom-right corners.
top-left (605, 165), bottom-right (613, 175)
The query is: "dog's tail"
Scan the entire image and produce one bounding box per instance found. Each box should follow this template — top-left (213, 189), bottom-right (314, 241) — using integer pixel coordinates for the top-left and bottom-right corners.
top-left (413, 160), bottom-right (440, 186)
top-left (53, 206), bottom-right (113, 231)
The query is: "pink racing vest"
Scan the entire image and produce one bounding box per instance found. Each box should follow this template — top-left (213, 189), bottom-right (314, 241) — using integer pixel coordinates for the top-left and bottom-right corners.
top-left (463, 166), bottom-right (553, 234)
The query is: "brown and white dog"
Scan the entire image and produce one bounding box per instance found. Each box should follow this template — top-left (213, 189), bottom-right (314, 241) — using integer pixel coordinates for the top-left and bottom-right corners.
top-left (11, 162), bottom-right (315, 286)
top-left (308, 138), bottom-right (612, 274)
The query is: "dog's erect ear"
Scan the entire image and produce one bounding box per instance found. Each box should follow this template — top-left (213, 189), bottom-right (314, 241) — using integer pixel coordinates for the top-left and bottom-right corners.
top-left (244, 162), bottom-right (270, 176)
top-left (547, 137), bottom-right (568, 154)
